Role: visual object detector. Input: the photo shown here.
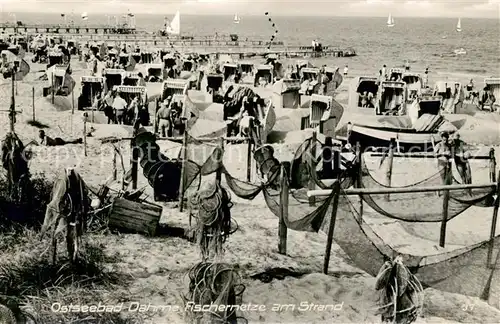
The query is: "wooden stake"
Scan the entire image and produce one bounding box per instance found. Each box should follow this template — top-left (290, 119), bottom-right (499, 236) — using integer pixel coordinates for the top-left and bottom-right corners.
top-left (246, 125), bottom-right (252, 182)
top-left (112, 147), bottom-right (117, 180)
top-left (323, 180), bottom-right (340, 274)
top-left (32, 86), bottom-right (35, 121)
top-left (71, 86), bottom-right (75, 114)
top-left (179, 120), bottom-right (189, 212)
top-left (10, 72), bottom-right (15, 132)
top-left (489, 148), bottom-right (496, 183)
top-left (439, 161), bottom-right (452, 248)
top-left (308, 131), bottom-right (317, 206)
top-left (216, 138), bottom-right (223, 183)
top-left (385, 138), bottom-right (395, 201)
top-left (278, 163), bottom-right (288, 255)
top-left (51, 72), bottom-right (55, 104)
top-left (487, 172), bottom-right (500, 268)
top-left (131, 121), bottom-right (140, 190)
top-left (355, 142), bottom-right (363, 221)
top-left (90, 84), bottom-right (94, 123)
top-left (83, 113), bottom-right (87, 156)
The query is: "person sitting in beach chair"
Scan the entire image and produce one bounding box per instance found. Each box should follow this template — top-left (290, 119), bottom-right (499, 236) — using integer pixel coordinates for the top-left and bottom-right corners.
top-left (39, 130), bottom-right (83, 146)
top-left (238, 110), bottom-right (255, 138)
top-left (367, 92), bottom-right (375, 108)
top-left (360, 91), bottom-right (368, 107)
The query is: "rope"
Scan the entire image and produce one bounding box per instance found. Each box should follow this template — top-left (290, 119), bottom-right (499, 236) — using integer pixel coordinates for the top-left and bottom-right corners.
top-left (264, 12), bottom-right (279, 51)
top-left (184, 262), bottom-right (246, 324)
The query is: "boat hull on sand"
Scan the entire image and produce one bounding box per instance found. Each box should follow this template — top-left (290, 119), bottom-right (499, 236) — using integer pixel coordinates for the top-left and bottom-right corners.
top-left (322, 197), bottom-right (500, 308)
top-left (347, 124), bottom-right (440, 152)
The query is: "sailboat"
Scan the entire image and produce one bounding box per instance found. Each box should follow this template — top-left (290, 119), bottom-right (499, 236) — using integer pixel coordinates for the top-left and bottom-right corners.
top-left (166, 11), bottom-right (180, 35)
top-left (233, 13), bottom-right (240, 24)
top-left (454, 18), bottom-right (466, 55)
top-left (387, 14), bottom-right (394, 27)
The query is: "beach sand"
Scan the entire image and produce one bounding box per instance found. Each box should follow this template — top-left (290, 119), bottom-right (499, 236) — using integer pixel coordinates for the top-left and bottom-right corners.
top-left (1, 57), bottom-right (500, 323)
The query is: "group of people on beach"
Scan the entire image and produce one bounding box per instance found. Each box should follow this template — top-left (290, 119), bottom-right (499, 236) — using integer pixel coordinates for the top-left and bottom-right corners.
top-left (434, 131), bottom-right (472, 186)
top-left (92, 90), bottom-right (150, 126)
top-left (155, 96), bottom-right (186, 137)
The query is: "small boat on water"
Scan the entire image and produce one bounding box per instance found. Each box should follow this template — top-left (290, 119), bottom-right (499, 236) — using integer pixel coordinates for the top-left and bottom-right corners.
top-left (233, 13), bottom-right (240, 24)
top-left (454, 48), bottom-right (467, 55)
top-left (387, 14), bottom-right (395, 27)
top-left (166, 11), bottom-right (181, 35)
top-left (456, 18), bottom-right (462, 32)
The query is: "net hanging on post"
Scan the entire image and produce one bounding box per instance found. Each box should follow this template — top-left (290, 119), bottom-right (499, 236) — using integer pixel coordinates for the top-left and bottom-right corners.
top-left (358, 156), bottom-right (495, 222)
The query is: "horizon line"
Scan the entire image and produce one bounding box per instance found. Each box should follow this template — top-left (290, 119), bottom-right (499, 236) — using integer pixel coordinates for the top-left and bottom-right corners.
top-left (5, 12), bottom-right (499, 19)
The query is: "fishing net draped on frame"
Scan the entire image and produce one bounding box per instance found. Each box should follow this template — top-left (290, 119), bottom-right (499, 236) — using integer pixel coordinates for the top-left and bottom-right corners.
top-left (358, 156), bottom-right (496, 222)
top-left (325, 191), bottom-right (500, 304)
top-left (224, 136), bottom-right (357, 232)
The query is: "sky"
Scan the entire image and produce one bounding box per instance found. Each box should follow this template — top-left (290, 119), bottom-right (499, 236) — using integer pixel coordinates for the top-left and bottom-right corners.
top-left (0, 0), bottom-right (499, 18)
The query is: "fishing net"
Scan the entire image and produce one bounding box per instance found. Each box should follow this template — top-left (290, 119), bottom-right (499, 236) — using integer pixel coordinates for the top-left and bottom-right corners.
top-left (222, 135), bottom-right (357, 232)
top-left (1, 133), bottom-right (31, 202)
top-left (183, 262), bottom-right (247, 324)
top-left (358, 156), bottom-right (495, 222)
top-left (325, 190), bottom-right (500, 305)
top-left (190, 181), bottom-right (236, 260)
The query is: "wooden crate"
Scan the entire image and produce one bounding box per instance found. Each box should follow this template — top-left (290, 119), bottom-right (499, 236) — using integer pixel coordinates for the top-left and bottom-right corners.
top-left (108, 198), bottom-right (162, 236)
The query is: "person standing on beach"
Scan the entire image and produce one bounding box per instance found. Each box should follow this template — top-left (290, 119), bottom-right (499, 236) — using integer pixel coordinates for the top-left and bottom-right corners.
top-left (381, 65), bottom-right (387, 80)
top-left (424, 67), bottom-right (429, 88)
top-left (434, 132), bottom-right (453, 187)
top-left (405, 60), bottom-right (410, 71)
top-left (112, 92), bottom-right (127, 124)
top-left (343, 64), bottom-right (348, 76)
top-left (451, 133), bottom-right (472, 186)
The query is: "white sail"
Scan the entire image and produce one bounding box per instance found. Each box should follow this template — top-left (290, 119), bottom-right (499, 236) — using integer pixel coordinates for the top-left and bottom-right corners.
top-left (387, 14), bottom-right (394, 27)
top-left (456, 18), bottom-right (461, 32)
top-left (166, 11), bottom-right (180, 35)
top-left (234, 13), bottom-right (240, 24)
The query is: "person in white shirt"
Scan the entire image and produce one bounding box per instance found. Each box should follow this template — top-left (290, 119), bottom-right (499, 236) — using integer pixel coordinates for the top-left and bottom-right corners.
top-left (343, 64), bottom-right (348, 76)
top-left (112, 92), bottom-right (128, 124)
top-left (381, 65), bottom-right (387, 80)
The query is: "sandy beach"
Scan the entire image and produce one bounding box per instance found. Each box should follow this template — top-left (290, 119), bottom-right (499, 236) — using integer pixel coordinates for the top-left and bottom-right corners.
top-left (1, 56), bottom-right (500, 323)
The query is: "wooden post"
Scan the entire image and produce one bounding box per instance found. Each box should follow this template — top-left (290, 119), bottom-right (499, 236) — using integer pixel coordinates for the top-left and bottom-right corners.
top-left (385, 138), bottom-right (395, 201)
top-left (32, 86), bottom-right (35, 122)
top-left (131, 121), bottom-right (140, 190)
top-left (355, 142), bottom-right (363, 221)
top-left (10, 72), bottom-right (15, 132)
top-left (71, 86), bottom-right (75, 114)
top-left (439, 160), bottom-right (452, 247)
top-left (179, 120), bottom-right (189, 212)
top-left (487, 173), bottom-right (500, 268)
top-left (308, 131), bottom-right (317, 206)
top-left (90, 85), bottom-right (94, 123)
top-left (278, 163), bottom-right (288, 255)
top-left (51, 72), bottom-right (55, 104)
top-left (112, 147), bottom-right (117, 180)
top-left (323, 180), bottom-right (340, 274)
top-left (216, 138), bottom-right (223, 183)
top-left (246, 136), bottom-right (252, 182)
top-left (153, 98), bottom-right (159, 135)
top-left (83, 113), bottom-right (87, 156)
top-left (489, 148), bottom-right (496, 183)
